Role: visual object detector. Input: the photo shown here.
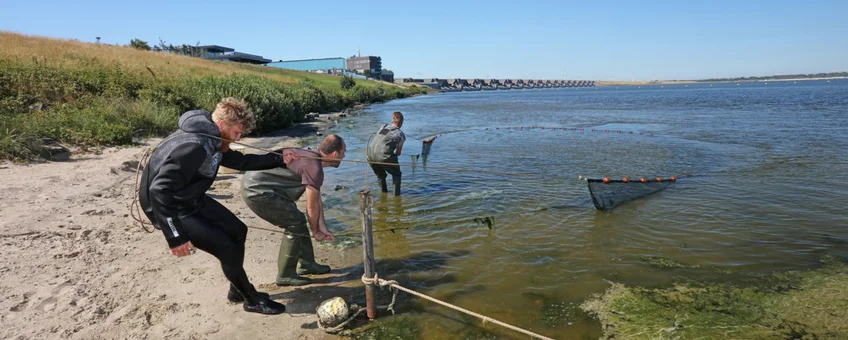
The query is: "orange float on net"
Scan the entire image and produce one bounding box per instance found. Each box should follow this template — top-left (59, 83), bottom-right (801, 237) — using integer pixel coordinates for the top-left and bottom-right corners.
top-left (622, 177), bottom-right (629, 182)
top-left (656, 177), bottom-right (662, 182)
top-left (639, 132), bottom-right (644, 135)
top-left (629, 131), bottom-right (633, 134)
top-left (671, 176), bottom-right (677, 181)
top-left (580, 128), bottom-right (584, 131)
top-left (603, 177), bottom-right (611, 183)
top-left (640, 177), bottom-right (647, 183)
top-left (617, 130), bottom-right (621, 133)
top-left (650, 133), bottom-right (654, 136)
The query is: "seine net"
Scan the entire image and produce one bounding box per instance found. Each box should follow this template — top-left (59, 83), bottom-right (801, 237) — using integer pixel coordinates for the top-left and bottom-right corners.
top-left (586, 178), bottom-right (675, 210)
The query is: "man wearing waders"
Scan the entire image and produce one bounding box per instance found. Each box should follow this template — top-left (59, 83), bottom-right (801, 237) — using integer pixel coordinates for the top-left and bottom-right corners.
top-left (139, 98), bottom-right (296, 315)
top-left (367, 111), bottom-right (406, 196)
top-left (240, 135), bottom-right (346, 286)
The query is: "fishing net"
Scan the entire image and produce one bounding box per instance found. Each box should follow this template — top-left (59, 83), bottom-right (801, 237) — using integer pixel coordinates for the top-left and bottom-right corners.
top-left (421, 141), bottom-right (433, 157)
top-left (586, 177), bottom-right (676, 210)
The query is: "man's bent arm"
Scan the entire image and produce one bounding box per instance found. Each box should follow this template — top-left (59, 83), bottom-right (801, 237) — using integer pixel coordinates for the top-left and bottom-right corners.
top-left (220, 150), bottom-right (284, 171)
top-left (395, 140), bottom-right (404, 156)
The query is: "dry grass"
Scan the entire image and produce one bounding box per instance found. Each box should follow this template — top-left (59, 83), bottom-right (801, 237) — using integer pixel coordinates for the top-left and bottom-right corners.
top-left (0, 31), bottom-right (429, 160)
top-left (0, 31), bottom-right (379, 87)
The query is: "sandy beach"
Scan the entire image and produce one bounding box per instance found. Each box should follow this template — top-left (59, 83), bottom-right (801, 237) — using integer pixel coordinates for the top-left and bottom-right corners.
top-left (0, 112), bottom-right (367, 340)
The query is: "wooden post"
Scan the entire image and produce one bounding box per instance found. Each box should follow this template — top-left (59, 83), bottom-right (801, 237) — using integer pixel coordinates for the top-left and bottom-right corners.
top-left (359, 190), bottom-right (377, 319)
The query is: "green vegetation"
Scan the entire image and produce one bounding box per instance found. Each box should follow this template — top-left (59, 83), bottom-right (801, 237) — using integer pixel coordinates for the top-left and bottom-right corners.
top-left (639, 255), bottom-right (700, 269)
top-left (129, 38), bottom-right (151, 51)
top-left (582, 256), bottom-right (848, 339)
top-left (340, 75), bottom-right (356, 90)
top-left (0, 31), bottom-right (431, 160)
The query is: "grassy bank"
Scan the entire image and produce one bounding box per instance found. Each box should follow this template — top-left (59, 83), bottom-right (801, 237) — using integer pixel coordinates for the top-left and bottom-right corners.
top-left (0, 31), bottom-right (430, 160)
top-left (581, 256), bottom-right (848, 339)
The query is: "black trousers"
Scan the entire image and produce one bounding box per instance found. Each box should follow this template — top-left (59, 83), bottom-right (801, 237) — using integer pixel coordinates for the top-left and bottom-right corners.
top-left (146, 197), bottom-right (257, 301)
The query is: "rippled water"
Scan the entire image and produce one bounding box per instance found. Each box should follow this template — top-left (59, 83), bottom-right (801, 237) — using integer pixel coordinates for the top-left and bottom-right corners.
top-left (316, 80), bottom-right (848, 339)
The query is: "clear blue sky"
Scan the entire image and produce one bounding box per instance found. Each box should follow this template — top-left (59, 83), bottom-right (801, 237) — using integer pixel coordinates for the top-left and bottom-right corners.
top-left (3, 0), bottom-right (847, 80)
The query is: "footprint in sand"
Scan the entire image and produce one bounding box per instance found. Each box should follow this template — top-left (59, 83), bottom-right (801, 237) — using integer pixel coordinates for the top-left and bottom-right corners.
top-left (9, 292), bottom-right (31, 312)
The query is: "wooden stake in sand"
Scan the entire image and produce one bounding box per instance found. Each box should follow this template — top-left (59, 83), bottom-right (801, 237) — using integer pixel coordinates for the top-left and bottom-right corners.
top-left (359, 190), bottom-right (377, 319)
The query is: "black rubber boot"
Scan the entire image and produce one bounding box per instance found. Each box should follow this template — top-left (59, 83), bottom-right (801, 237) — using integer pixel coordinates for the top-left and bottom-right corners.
top-left (378, 178), bottom-right (389, 193)
top-left (392, 176), bottom-right (401, 196)
top-left (227, 284), bottom-right (269, 303)
top-left (243, 294), bottom-right (286, 315)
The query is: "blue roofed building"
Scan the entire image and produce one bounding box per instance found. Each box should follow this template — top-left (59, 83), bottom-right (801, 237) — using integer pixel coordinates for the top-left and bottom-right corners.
top-left (266, 57), bottom-right (346, 72)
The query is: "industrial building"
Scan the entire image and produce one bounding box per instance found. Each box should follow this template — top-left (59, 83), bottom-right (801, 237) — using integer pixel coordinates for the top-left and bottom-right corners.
top-left (265, 57), bottom-right (346, 72)
top-left (196, 45), bottom-right (271, 64)
top-left (346, 56), bottom-right (382, 74)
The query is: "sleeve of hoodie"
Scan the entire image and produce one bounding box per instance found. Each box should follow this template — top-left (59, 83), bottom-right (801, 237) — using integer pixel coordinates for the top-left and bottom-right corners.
top-left (149, 143), bottom-right (207, 248)
top-left (220, 149), bottom-right (284, 171)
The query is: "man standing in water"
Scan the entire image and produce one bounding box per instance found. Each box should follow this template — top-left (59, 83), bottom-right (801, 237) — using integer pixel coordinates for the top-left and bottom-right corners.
top-left (241, 135), bottom-right (346, 286)
top-left (139, 98), bottom-right (296, 315)
top-left (367, 111), bottom-right (406, 196)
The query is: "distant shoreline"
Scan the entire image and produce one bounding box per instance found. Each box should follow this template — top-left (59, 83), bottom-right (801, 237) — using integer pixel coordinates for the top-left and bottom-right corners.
top-left (598, 76), bottom-right (847, 86)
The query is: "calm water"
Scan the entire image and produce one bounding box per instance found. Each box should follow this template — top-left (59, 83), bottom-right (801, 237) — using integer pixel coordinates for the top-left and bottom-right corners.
top-left (316, 80), bottom-right (848, 339)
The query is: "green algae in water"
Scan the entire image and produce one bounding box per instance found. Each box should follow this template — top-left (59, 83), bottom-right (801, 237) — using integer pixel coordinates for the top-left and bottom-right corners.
top-left (581, 256), bottom-right (848, 339)
top-left (352, 313), bottom-right (421, 340)
top-left (639, 255), bottom-right (700, 269)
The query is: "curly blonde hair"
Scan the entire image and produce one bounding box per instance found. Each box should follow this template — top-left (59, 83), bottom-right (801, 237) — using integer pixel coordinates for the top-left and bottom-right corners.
top-left (211, 97), bottom-right (256, 133)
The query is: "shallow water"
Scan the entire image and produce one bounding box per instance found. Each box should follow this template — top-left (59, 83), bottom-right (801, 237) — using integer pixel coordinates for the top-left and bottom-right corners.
top-left (315, 80), bottom-right (848, 339)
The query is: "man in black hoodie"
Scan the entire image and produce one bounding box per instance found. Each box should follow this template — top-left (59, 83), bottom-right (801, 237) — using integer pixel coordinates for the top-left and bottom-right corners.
top-left (139, 98), bottom-right (294, 315)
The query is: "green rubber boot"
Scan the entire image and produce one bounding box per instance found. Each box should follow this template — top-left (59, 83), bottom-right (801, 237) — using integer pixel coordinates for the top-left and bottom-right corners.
top-left (276, 225), bottom-right (312, 286)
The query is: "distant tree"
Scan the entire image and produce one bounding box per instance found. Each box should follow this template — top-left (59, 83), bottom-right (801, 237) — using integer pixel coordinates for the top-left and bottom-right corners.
top-left (340, 75), bottom-right (356, 90)
top-left (129, 38), bottom-right (151, 51)
top-left (157, 38), bottom-right (169, 52)
top-left (363, 70), bottom-right (373, 78)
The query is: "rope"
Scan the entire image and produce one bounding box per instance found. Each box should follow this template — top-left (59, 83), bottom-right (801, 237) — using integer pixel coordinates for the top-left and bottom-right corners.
top-left (318, 307), bottom-right (367, 333)
top-left (129, 148), bottom-right (155, 233)
top-left (360, 273), bottom-right (555, 340)
top-left (128, 133), bottom-right (186, 233)
top-left (193, 133), bottom-right (568, 179)
top-left (316, 274), bottom-right (399, 334)
top-left (202, 132), bottom-right (681, 181)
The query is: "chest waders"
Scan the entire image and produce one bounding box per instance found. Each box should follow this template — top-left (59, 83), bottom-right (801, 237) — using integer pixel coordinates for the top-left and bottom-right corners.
top-left (367, 127), bottom-right (403, 196)
top-left (241, 168), bottom-right (331, 286)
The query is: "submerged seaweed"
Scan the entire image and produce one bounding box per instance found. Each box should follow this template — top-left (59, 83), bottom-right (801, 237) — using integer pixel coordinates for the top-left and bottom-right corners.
top-left (581, 256), bottom-right (848, 339)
